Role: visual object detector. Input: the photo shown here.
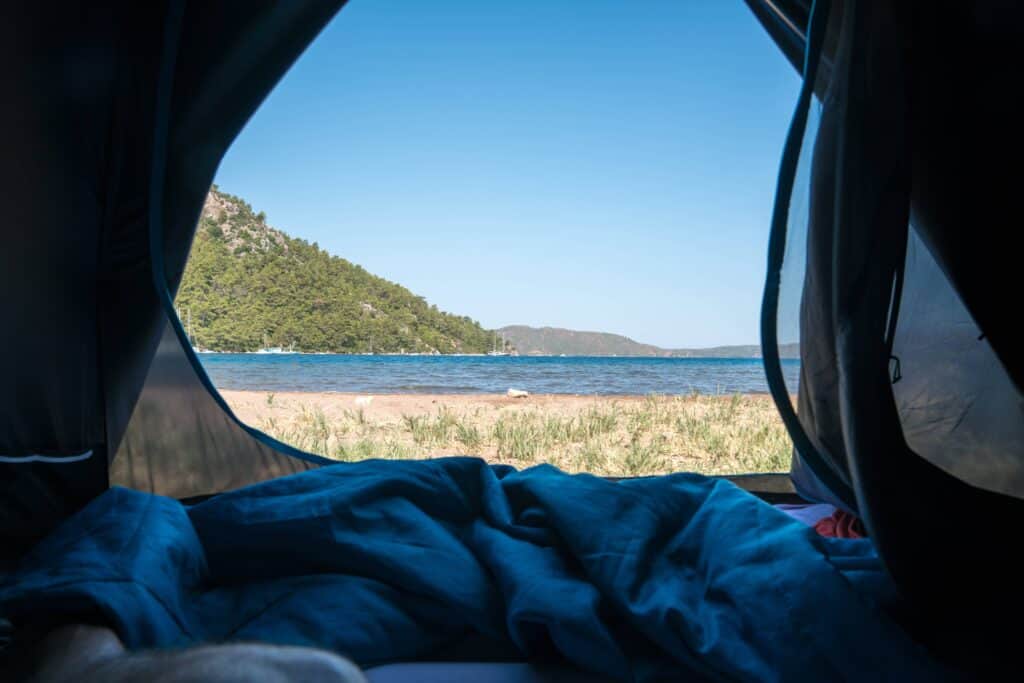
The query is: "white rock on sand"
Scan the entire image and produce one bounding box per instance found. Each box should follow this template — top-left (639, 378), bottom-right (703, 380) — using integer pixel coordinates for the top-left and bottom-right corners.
top-left (354, 396), bottom-right (374, 406)
top-left (506, 388), bottom-right (530, 398)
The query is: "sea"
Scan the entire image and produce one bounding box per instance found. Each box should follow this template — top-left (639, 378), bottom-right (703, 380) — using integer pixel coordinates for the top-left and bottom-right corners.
top-left (196, 354), bottom-right (800, 395)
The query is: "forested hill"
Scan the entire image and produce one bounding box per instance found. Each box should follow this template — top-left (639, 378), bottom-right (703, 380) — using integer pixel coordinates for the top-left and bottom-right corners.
top-left (174, 186), bottom-right (493, 353)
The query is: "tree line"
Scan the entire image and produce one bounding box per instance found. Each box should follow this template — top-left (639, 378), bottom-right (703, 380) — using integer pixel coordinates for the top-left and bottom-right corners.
top-left (175, 187), bottom-right (494, 354)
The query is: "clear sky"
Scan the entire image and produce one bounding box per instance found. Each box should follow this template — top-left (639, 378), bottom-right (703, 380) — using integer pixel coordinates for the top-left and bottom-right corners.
top-left (213, 0), bottom-right (799, 349)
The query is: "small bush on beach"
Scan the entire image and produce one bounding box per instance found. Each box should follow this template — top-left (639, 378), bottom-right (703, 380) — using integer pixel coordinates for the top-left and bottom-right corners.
top-left (493, 413), bottom-right (545, 461)
top-left (622, 432), bottom-right (668, 476)
top-left (455, 421), bottom-right (483, 451)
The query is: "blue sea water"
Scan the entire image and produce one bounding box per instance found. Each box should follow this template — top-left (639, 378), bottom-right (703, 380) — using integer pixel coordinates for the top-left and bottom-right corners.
top-left (197, 354), bottom-right (800, 395)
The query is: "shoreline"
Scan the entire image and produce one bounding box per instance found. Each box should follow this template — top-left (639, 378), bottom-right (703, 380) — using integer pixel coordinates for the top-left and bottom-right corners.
top-left (222, 390), bottom-right (774, 398)
top-left (218, 390), bottom-right (779, 406)
top-left (198, 351), bottom-right (798, 359)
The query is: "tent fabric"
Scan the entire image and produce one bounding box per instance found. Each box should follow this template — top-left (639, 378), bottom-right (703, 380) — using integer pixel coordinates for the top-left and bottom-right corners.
top-left (0, 459), bottom-right (954, 682)
top-left (109, 320), bottom-right (323, 500)
top-left (751, 0), bottom-right (1024, 671)
top-left (742, 1), bottom-right (810, 74)
top-left (758, 0), bottom-right (861, 516)
top-left (890, 230), bottom-right (1024, 497)
top-left (0, 1), bottom-right (348, 556)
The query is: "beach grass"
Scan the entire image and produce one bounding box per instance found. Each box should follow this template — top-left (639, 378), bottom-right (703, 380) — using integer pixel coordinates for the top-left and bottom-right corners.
top-left (250, 392), bottom-right (791, 476)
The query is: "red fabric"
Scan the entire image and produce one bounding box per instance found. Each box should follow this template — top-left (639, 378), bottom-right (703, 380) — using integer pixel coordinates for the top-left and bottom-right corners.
top-left (814, 509), bottom-right (866, 539)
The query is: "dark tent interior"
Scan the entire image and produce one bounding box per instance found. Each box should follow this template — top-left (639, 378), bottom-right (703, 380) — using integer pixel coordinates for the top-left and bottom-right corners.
top-left (1, 0), bottom-right (1021, 680)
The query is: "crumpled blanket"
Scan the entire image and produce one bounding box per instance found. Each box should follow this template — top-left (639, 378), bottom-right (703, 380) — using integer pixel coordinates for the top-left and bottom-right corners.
top-left (0, 458), bottom-right (951, 681)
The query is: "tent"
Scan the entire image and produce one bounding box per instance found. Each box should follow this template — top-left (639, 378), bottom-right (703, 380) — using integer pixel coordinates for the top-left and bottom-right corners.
top-left (1, 0), bottom-right (1020, 680)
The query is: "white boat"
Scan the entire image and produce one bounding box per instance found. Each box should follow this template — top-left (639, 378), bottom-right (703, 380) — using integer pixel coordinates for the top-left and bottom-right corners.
top-left (180, 306), bottom-right (216, 353)
top-left (487, 331), bottom-right (509, 356)
top-left (254, 333), bottom-right (296, 354)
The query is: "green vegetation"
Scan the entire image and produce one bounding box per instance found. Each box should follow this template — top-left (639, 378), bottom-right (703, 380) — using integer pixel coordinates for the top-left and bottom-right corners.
top-left (251, 393), bottom-right (791, 476)
top-left (175, 186), bottom-right (494, 353)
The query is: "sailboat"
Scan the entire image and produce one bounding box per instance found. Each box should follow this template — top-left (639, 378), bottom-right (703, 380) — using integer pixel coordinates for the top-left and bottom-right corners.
top-left (487, 331), bottom-right (508, 356)
top-left (182, 307), bottom-right (213, 353)
top-left (255, 332), bottom-right (294, 354)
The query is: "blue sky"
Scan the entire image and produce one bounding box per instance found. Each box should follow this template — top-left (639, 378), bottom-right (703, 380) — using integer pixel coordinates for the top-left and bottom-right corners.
top-left (214, 0), bottom-right (799, 348)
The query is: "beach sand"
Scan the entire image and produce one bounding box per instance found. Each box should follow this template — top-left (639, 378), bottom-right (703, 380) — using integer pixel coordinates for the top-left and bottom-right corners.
top-left (221, 390), bottom-right (791, 477)
top-left (222, 390), bottom-right (688, 423)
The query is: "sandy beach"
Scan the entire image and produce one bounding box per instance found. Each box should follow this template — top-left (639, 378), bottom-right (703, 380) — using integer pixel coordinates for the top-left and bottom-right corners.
top-left (221, 390), bottom-right (790, 477)
top-left (221, 390), bottom-right (704, 423)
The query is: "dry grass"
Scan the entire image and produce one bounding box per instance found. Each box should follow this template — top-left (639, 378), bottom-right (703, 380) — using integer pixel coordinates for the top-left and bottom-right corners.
top-left (246, 392), bottom-right (791, 476)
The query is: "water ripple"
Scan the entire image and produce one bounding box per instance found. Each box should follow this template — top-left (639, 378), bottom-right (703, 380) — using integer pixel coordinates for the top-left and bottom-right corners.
top-left (197, 354), bottom-right (800, 395)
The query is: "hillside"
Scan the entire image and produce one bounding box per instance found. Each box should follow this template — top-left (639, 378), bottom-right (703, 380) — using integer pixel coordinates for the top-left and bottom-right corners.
top-left (175, 186), bottom-right (493, 353)
top-left (498, 326), bottom-right (800, 359)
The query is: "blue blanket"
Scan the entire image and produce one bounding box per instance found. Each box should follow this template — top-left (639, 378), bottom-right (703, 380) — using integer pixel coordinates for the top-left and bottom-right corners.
top-left (0, 458), bottom-right (949, 681)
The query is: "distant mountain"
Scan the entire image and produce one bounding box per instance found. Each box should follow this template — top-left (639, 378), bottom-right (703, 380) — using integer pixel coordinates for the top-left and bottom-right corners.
top-left (498, 326), bottom-right (799, 359)
top-left (175, 186), bottom-right (494, 353)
